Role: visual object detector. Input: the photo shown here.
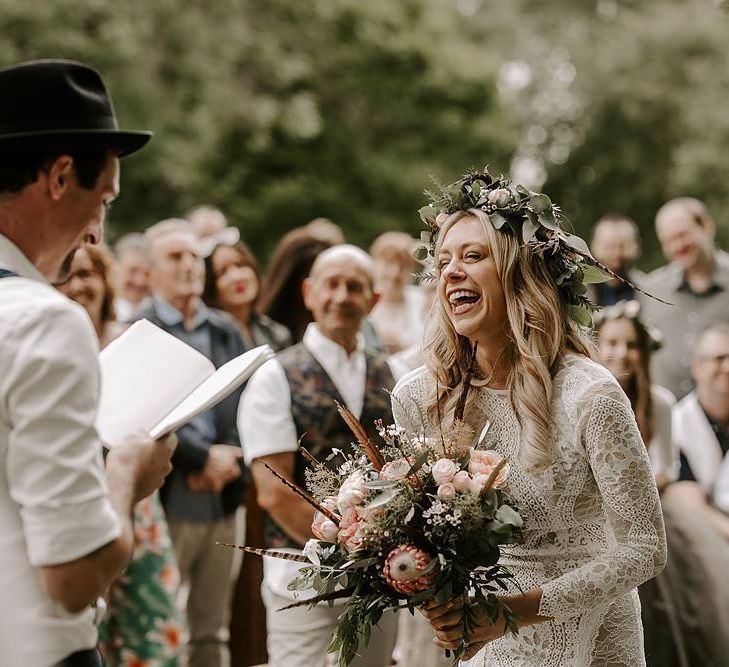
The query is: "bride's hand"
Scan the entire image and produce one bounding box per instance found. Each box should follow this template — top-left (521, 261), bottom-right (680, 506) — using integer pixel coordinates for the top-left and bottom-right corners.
top-left (422, 599), bottom-right (507, 652)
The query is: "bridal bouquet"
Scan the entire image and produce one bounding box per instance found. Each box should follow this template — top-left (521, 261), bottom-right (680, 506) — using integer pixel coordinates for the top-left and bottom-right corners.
top-left (244, 400), bottom-right (524, 666)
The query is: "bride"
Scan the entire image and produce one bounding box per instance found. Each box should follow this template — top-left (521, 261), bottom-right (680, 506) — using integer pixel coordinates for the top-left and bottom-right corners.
top-left (392, 170), bottom-right (666, 666)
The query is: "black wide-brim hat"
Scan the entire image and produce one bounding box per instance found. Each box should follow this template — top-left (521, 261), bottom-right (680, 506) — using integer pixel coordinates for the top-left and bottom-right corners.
top-left (0, 59), bottom-right (151, 157)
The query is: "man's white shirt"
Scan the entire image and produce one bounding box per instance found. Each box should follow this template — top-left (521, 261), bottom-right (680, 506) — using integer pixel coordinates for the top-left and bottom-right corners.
top-left (0, 234), bottom-right (121, 666)
top-left (238, 323), bottom-right (372, 599)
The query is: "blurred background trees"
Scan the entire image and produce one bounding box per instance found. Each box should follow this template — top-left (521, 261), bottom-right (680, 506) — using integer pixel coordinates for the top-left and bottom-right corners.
top-left (1, 0), bottom-right (727, 266)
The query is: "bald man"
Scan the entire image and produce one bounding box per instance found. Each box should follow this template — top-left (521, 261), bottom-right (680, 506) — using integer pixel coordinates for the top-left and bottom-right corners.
top-left (238, 245), bottom-right (398, 667)
top-left (640, 198), bottom-right (729, 399)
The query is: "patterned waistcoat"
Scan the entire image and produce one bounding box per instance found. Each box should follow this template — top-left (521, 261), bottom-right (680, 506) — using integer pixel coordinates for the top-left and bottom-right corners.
top-left (264, 343), bottom-right (395, 549)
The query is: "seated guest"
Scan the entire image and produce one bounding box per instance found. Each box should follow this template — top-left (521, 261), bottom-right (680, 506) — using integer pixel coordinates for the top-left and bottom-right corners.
top-left (594, 300), bottom-right (676, 488)
top-left (673, 322), bottom-right (729, 519)
top-left (588, 214), bottom-right (644, 306)
top-left (113, 232), bottom-right (152, 322)
top-left (134, 219), bottom-right (247, 667)
top-left (595, 304), bottom-right (729, 666)
top-left (239, 245), bottom-right (398, 667)
top-left (58, 243), bottom-right (184, 667)
top-left (640, 198), bottom-right (729, 399)
top-left (368, 231), bottom-right (426, 354)
top-left (203, 240), bottom-right (292, 351)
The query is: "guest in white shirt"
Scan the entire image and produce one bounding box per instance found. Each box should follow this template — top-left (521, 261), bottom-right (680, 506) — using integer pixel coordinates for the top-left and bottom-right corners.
top-left (0, 60), bottom-right (175, 667)
top-left (238, 245), bottom-right (398, 667)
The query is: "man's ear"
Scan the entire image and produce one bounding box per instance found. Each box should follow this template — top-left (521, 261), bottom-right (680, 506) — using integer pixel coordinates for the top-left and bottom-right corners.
top-left (302, 277), bottom-right (312, 309)
top-left (366, 290), bottom-right (380, 314)
top-left (47, 155), bottom-right (75, 202)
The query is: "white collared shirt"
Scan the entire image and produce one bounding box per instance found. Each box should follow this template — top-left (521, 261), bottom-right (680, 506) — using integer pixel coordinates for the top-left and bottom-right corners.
top-left (0, 234), bottom-right (121, 666)
top-left (237, 323), bottom-right (370, 598)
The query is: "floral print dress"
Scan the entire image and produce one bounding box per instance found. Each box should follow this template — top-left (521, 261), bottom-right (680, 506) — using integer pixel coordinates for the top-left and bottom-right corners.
top-left (99, 492), bottom-right (184, 667)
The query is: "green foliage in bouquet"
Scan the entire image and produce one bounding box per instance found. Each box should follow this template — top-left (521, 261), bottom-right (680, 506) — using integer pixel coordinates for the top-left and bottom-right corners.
top-left (281, 403), bottom-right (524, 666)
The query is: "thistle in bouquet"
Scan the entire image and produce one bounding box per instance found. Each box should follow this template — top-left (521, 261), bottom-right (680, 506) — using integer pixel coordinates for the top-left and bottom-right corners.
top-left (289, 396), bottom-right (524, 665)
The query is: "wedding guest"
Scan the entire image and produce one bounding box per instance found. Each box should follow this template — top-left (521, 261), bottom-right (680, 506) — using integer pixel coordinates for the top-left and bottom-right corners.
top-left (113, 232), bottom-right (152, 322)
top-left (257, 227), bottom-right (334, 343)
top-left (203, 240), bottom-right (292, 351)
top-left (397, 171), bottom-right (665, 664)
top-left (672, 322), bottom-right (729, 532)
top-left (594, 300), bottom-right (676, 488)
top-left (58, 243), bottom-right (126, 346)
top-left (57, 243), bottom-right (184, 667)
top-left (239, 245), bottom-right (398, 667)
top-left (0, 59), bottom-right (175, 667)
top-left (588, 214), bottom-right (644, 306)
top-left (134, 219), bottom-right (246, 667)
top-left (369, 231), bottom-right (427, 354)
top-left (306, 216), bottom-right (346, 245)
top-left (202, 239), bottom-right (291, 665)
top-left (640, 198), bottom-right (729, 399)
top-left (595, 302), bottom-right (729, 665)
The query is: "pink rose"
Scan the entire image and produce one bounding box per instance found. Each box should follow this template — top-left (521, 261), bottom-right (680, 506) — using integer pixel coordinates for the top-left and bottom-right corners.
top-left (311, 496), bottom-right (340, 542)
top-left (468, 449), bottom-right (509, 489)
top-left (380, 457), bottom-right (413, 482)
top-left (469, 473), bottom-right (489, 496)
top-left (437, 482), bottom-right (457, 501)
top-left (431, 458), bottom-right (459, 485)
top-left (452, 470), bottom-right (471, 492)
top-left (338, 508), bottom-right (366, 552)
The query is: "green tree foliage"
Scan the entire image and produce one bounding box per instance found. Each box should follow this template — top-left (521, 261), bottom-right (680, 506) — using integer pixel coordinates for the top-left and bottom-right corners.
top-left (1, 0), bottom-right (728, 266)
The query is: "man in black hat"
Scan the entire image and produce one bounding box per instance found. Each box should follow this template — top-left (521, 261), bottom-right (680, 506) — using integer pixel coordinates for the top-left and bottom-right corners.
top-left (0, 60), bottom-right (176, 667)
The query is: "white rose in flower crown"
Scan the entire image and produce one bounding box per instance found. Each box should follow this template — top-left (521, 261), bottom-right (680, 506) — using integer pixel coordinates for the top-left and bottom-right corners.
top-left (488, 188), bottom-right (511, 207)
top-left (452, 470), bottom-right (472, 492)
top-left (431, 458), bottom-right (459, 485)
top-left (437, 482), bottom-right (457, 501)
top-left (468, 449), bottom-right (509, 489)
top-left (337, 472), bottom-right (367, 513)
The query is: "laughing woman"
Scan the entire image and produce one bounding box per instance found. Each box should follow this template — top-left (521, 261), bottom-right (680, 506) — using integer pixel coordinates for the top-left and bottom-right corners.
top-left (392, 170), bottom-right (666, 666)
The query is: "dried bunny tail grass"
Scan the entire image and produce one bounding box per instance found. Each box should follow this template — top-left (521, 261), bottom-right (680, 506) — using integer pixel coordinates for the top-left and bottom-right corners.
top-left (445, 419), bottom-right (475, 458)
top-left (336, 401), bottom-right (385, 471)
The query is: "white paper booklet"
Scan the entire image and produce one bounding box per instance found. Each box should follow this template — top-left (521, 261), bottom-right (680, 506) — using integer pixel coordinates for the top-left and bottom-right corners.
top-left (97, 319), bottom-right (273, 447)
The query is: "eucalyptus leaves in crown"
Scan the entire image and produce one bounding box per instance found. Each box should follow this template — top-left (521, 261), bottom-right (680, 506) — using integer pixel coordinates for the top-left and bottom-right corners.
top-left (414, 168), bottom-right (613, 327)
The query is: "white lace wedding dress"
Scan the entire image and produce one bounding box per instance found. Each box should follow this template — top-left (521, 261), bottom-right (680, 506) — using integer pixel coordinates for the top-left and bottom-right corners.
top-left (392, 354), bottom-right (667, 667)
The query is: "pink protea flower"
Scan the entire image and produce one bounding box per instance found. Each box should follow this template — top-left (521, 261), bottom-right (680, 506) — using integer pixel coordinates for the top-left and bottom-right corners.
top-left (383, 545), bottom-right (437, 596)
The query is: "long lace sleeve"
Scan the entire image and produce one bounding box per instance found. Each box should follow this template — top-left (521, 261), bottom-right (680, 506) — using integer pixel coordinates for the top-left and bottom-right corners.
top-left (538, 379), bottom-right (667, 621)
top-left (391, 368), bottom-right (430, 433)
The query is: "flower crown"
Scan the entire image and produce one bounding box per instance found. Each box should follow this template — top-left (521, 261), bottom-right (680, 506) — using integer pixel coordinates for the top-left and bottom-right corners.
top-left (413, 167), bottom-right (618, 327)
top-left (592, 300), bottom-right (663, 352)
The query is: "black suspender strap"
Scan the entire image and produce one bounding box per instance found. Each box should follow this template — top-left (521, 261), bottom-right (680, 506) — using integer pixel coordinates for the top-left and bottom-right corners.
top-left (0, 268), bottom-right (19, 279)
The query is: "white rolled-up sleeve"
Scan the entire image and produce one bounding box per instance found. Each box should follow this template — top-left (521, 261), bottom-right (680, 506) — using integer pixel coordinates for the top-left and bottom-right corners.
top-left (237, 358), bottom-right (298, 464)
top-left (5, 301), bottom-right (121, 567)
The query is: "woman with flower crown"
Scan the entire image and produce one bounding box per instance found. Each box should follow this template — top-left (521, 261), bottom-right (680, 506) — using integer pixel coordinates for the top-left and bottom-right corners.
top-left (391, 170), bottom-right (667, 666)
top-left (595, 301), bottom-right (729, 666)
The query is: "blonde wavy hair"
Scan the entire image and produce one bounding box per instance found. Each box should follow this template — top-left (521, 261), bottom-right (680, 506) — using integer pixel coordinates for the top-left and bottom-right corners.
top-left (424, 209), bottom-right (594, 472)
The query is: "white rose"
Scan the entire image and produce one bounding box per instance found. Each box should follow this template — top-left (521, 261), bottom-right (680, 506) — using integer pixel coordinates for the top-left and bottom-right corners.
top-left (437, 482), bottom-right (457, 502)
top-left (488, 188), bottom-right (511, 207)
top-left (452, 470), bottom-right (472, 492)
top-left (431, 458), bottom-right (459, 485)
top-left (470, 473), bottom-right (489, 496)
top-left (337, 472), bottom-right (367, 513)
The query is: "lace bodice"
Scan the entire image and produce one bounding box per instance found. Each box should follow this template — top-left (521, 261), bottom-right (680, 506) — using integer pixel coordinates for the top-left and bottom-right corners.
top-left (392, 354), bottom-right (667, 666)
